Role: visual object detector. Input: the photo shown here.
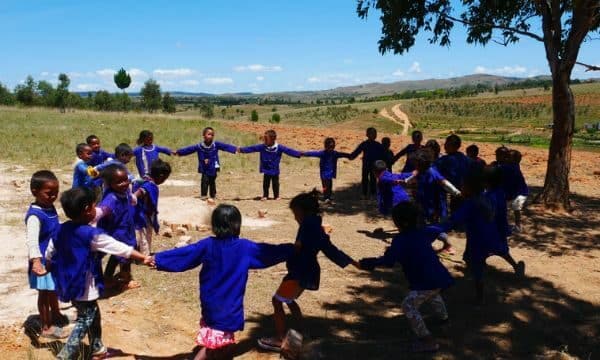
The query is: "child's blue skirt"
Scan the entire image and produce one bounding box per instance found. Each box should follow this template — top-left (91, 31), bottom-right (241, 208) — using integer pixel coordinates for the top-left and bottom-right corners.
top-left (29, 271), bottom-right (56, 291)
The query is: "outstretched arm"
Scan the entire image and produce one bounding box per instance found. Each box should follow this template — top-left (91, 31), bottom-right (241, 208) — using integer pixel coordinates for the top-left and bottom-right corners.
top-left (216, 142), bottom-right (238, 154)
top-left (154, 240), bottom-right (208, 272)
top-left (248, 242), bottom-right (295, 269)
top-left (175, 144), bottom-right (198, 157)
top-left (280, 145), bottom-right (302, 158)
top-left (156, 145), bottom-right (175, 156)
top-left (303, 150), bottom-right (323, 158)
top-left (348, 142), bottom-right (364, 160)
top-left (238, 144), bottom-right (263, 154)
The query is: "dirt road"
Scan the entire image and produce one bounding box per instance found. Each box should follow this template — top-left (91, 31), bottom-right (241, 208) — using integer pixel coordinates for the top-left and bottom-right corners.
top-left (380, 104), bottom-right (412, 135)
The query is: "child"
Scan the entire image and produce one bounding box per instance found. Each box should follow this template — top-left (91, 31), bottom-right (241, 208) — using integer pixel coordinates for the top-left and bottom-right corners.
top-left (133, 130), bottom-right (175, 179)
top-left (349, 127), bottom-right (385, 198)
top-left (133, 159), bottom-right (171, 255)
top-left (381, 137), bottom-right (394, 171)
top-left (359, 201), bottom-right (453, 353)
top-left (45, 187), bottom-right (149, 360)
top-left (466, 144), bottom-right (486, 169)
top-left (89, 143), bottom-right (136, 190)
top-left (483, 166), bottom-right (525, 273)
top-left (505, 149), bottom-right (529, 232)
top-left (151, 204), bottom-right (294, 360)
top-left (258, 190), bottom-right (359, 352)
top-left (424, 139), bottom-right (441, 161)
top-left (176, 127), bottom-right (237, 201)
top-left (96, 164), bottom-right (138, 289)
top-left (86, 135), bottom-right (113, 167)
top-left (434, 134), bottom-right (472, 214)
top-left (303, 137), bottom-right (351, 202)
top-left (393, 130), bottom-right (424, 172)
top-left (25, 170), bottom-right (67, 339)
top-left (372, 160), bottom-right (411, 216)
top-left (238, 129), bottom-right (301, 200)
top-left (72, 143), bottom-right (94, 189)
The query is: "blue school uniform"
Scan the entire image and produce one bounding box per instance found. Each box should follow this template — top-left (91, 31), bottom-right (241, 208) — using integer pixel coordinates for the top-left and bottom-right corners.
top-left (485, 187), bottom-right (511, 248)
top-left (50, 222), bottom-right (104, 302)
top-left (95, 159), bottom-right (135, 182)
top-left (349, 140), bottom-right (385, 167)
top-left (72, 160), bottom-right (94, 189)
top-left (97, 189), bottom-right (136, 261)
top-left (415, 167), bottom-right (448, 221)
top-left (376, 171), bottom-right (411, 216)
top-left (133, 144), bottom-right (173, 178)
top-left (394, 144), bottom-right (422, 172)
top-left (154, 237), bottom-right (294, 332)
top-left (89, 149), bottom-right (113, 167)
top-left (239, 143), bottom-right (301, 176)
top-left (132, 180), bottom-right (160, 233)
top-left (26, 205), bottom-right (59, 290)
top-left (303, 150), bottom-right (351, 180)
top-left (177, 141), bottom-right (237, 177)
top-left (499, 163), bottom-right (529, 200)
top-left (285, 215), bottom-right (353, 290)
top-left (361, 226), bottom-right (454, 291)
top-left (434, 152), bottom-right (472, 188)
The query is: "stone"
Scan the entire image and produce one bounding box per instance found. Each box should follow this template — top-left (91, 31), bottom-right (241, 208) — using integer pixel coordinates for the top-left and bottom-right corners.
top-left (175, 226), bottom-right (188, 235)
top-left (178, 235), bottom-right (192, 244)
top-left (258, 209), bottom-right (268, 218)
top-left (160, 228), bottom-right (173, 238)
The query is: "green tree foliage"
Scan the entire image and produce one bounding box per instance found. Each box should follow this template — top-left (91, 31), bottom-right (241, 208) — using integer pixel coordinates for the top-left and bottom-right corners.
top-left (251, 109), bottom-right (259, 122)
top-left (162, 92), bottom-right (176, 113)
top-left (356, 0), bottom-right (600, 208)
top-left (36, 80), bottom-right (56, 106)
top-left (199, 102), bottom-right (215, 118)
top-left (221, 108), bottom-right (227, 118)
top-left (15, 76), bottom-right (37, 105)
top-left (140, 79), bottom-right (162, 113)
top-left (94, 90), bottom-right (112, 111)
top-left (114, 68), bottom-right (132, 91)
top-left (55, 73), bottom-right (70, 112)
top-left (0, 82), bottom-right (16, 105)
top-left (270, 113), bottom-right (281, 123)
top-left (113, 92), bottom-right (132, 111)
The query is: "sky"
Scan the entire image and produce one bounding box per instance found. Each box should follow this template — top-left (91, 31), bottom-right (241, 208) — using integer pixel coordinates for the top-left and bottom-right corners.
top-left (0, 1), bottom-right (598, 94)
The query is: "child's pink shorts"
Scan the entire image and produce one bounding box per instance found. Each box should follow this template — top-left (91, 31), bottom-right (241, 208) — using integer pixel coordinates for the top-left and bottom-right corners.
top-left (195, 319), bottom-right (236, 349)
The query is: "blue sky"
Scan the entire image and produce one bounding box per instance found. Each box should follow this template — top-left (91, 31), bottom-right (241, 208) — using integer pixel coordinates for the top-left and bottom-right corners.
top-left (0, 1), bottom-right (598, 94)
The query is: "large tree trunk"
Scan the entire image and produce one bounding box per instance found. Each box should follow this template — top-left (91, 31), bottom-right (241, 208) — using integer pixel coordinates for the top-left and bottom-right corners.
top-left (539, 70), bottom-right (575, 209)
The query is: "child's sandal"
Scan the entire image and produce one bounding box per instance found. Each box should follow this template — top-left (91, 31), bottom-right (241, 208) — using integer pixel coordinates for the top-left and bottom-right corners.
top-left (257, 337), bottom-right (282, 352)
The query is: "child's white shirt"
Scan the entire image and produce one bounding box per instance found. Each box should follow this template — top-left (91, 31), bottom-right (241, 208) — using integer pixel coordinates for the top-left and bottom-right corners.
top-left (25, 216), bottom-right (42, 259)
top-left (45, 234), bottom-right (133, 301)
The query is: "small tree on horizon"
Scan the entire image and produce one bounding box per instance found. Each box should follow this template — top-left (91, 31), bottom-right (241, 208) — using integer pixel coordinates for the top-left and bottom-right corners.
top-left (162, 92), bottom-right (176, 113)
top-left (55, 73), bottom-right (70, 112)
top-left (140, 79), bottom-right (162, 113)
top-left (270, 113), bottom-right (281, 123)
top-left (114, 68), bottom-right (132, 92)
top-left (250, 109), bottom-right (259, 122)
top-left (15, 75), bottom-right (37, 106)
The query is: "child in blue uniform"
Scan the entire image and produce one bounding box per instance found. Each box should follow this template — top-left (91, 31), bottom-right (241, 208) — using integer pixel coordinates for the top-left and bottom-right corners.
top-left (466, 144), bottom-right (486, 171)
top-left (86, 134), bottom-right (113, 167)
top-left (176, 127), bottom-right (237, 201)
top-left (25, 170), bottom-right (67, 339)
top-left (46, 187), bottom-right (149, 360)
top-left (303, 137), bottom-right (351, 202)
top-left (349, 127), bottom-right (385, 198)
top-left (372, 160), bottom-right (411, 216)
top-left (89, 143), bottom-right (136, 191)
top-left (72, 143), bottom-right (94, 189)
top-left (133, 159), bottom-right (171, 255)
top-left (434, 134), bottom-right (472, 214)
top-left (393, 130), bottom-right (424, 172)
top-left (239, 129), bottom-right (301, 200)
top-left (96, 164), bottom-right (138, 290)
top-left (360, 201), bottom-right (453, 353)
top-left (506, 149), bottom-right (529, 232)
top-left (258, 190), bottom-right (359, 352)
top-left (133, 130), bottom-right (174, 179)
top-left (151, 205), bottom-right (294, 360)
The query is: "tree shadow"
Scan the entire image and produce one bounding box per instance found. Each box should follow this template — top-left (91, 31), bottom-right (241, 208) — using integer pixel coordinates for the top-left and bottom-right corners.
top-left (324, 182), bottom-right (382, 219)
top-left (244, 263), bottom-right (599, 359)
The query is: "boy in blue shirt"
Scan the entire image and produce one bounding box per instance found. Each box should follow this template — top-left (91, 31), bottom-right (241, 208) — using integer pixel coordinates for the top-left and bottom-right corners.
top-left (434, 134), bottom-right (473, 215)
top-left (349, 127), bottom-right (385, 198)
top-left (303, 137), bottom-right (351, 202)
top-left (372, 160), bottom-right (411, 216)
top-left (72, 143), bottom-right (94, 189)
top-left (239, 129), bottom-right (301, 200)
top-left (86, 135), bottom-right (113, 167)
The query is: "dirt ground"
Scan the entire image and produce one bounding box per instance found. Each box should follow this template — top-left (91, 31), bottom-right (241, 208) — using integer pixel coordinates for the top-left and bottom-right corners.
top-left (0, 122), bottom-right (598, 359)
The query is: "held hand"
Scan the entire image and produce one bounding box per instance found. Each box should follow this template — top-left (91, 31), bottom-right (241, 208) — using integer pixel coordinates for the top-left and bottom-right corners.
top-left (235, 147), bottom-right (241, 154)
top-left (87, 166), bottom-right (100, 178)
top-left (131, 194), bottom-right (138, 206)
top-left (351, 260), bottom-right (362, 270)
top-left (143, 256), bottom-right (156, 268)
top-left (31, 258), bottom-right (47, 276)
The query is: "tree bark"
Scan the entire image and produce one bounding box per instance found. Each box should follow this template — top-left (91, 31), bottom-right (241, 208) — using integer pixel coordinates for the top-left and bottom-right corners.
top-left (539, 70), bottom-right (574, 209)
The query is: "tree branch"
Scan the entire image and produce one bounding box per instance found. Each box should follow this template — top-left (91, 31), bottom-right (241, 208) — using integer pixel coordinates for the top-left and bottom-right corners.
top-left (441, 13), bottom-right (544, 42)
top-left (576, 61), bottom-right (600, 71)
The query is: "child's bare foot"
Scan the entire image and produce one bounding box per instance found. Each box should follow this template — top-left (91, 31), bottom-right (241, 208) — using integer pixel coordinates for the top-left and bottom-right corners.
top-left (122, 280), bottom-right (141, 290)
top-left (440, 244), bottom-right (456, 255)
top-left (273, 197), bottom-right (280, 201)
top-left (40, 326), bottom-right (68, 339)
top-left (260, 197), bottom-right (268, 201)
top-left (257, 336), bottom-right (282, 352)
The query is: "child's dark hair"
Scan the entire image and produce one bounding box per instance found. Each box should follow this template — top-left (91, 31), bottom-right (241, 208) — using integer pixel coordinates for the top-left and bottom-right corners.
top-left (265, 129), bottom-right (277, 140)
top-left (373, 160), bottom-right (388, 174)
top-left (509, 149), bottom-right (522, 164)
top-left (366, 127), bottom-right (377, 138)
top-left (137, 130), bottom-right (153, 145)
top-left (425, 139), bottom-right (441, 157)
top-left (411, 130), bottom-right (423, 142)
top-left (202, 127), bottom-right (214, 135)
top-left (466, 144), bottom-right (479, 157)
top-left (289, 189), bottom-right (320, 216)
top-left (392, 201), bottom-right (421, 231)
top-left (324, 137), bottom-right (335, 148)
top-left (114, 143), bottom-right (133, 157)
top-left (495, 146), bottom-right (510, 161)
top-left (212, 204), bottom-right (242, 237)
top-left (445, 134), bottom-right (462, 150)
top-left (76, 143), bottom-right (90, 155)
top-left (483, 165), bottom-right (503, 189)
top-left (100, 163), bottom-right (127, 183)
top-left (381, 137), bottom-right (391, 148)
top-left (413, 148), bottom-right (434, 170)
top-left (30, 170), bottom-right (58, 191)
top-left (150, 159), bottom-right (172, 180)
top-left (86, 135), bottom-right (99, 145)
top-left (60, 187), bottom-right (96, 220)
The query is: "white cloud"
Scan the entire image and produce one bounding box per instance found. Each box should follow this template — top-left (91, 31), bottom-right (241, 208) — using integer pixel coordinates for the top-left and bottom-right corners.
top-left (96, 68), bottom-right (116, 77)
top-left (474, 65), bottom-right (527, 76)
top-left (233, 64), bottom-right (282, 72)
top-left (256, 76), bottom-right (265, 81)
top-left (181, 79), bottom-right (200, 86)
top-left (203, 77), bottom-right (233, 85)
top-left (392, 69), bottom-right (405, 77)
top-left (40, 71), bottom-right (50, 77)
top-left (306, 73), bottom-right (353, 84)
top-left (153, 68), bottom-right (196, 77)
top-left (409, 61), bottom-right (422, 73)
top-left (129, 68), bottom-right (148, 77)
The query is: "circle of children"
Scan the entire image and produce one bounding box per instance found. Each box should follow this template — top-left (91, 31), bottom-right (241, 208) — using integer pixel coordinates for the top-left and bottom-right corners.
top-left (25, 125), bottom-right (529, 359)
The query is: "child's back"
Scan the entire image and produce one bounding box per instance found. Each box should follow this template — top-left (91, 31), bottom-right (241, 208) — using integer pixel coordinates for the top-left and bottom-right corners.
top-left (434, 151), bottom-right (471, 189)
top-left (376, 169), bottom-right (411, 216)
top-left (484, 186), bottom-right (511, 243)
